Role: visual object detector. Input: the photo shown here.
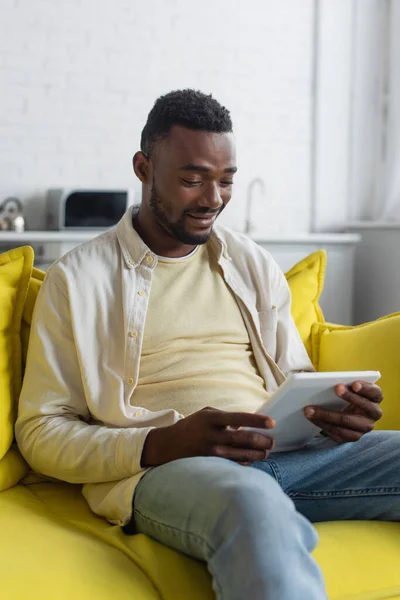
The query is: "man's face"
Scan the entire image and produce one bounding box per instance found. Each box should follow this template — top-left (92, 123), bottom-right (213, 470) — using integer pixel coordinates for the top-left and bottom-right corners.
top-left (144, 126), bottom-right (237, 245)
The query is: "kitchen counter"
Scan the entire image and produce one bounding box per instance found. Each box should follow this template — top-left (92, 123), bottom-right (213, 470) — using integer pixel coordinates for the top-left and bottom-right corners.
top-left (0, 230), bottom-right (361, 244)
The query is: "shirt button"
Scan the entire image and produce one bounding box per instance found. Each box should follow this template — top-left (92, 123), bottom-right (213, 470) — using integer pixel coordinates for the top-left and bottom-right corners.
top-left (134, 410), bottom-right (142, 417)
top-left (129, 330), bottom-right (138, 338)
top-left (145, 255), bottom-right (154, 265)
top-left (127, 378), bottom-right (134, 385)
top-left (128, 260), bottom-right (135, 266)
top-left (138, 290), bottom-right (146, 296)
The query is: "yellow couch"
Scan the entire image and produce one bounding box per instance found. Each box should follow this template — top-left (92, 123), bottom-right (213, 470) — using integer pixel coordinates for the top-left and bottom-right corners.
top-left (1, 247), bottom-right (399, 600)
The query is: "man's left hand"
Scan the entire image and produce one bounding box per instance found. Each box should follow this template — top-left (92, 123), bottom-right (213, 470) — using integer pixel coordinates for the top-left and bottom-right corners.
top-left (304, 381), bottom-right (383, 443)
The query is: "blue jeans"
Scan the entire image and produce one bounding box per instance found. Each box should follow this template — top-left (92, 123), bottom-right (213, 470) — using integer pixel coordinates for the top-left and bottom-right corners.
top-left (126, 431), bottom-right (400, 600)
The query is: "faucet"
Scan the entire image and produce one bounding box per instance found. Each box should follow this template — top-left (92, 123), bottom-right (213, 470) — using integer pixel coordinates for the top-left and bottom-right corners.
top-left (245, 178), bottom-right (265, 234)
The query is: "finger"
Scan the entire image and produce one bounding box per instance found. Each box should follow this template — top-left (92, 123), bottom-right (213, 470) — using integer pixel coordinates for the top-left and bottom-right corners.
top-left (305, 407), bottom-right (375, 432)
top-left (213, 411), bottom-right (275, 430)
top-left (314, 420), bottom-right (365, 442)
top-left (336, 382), bottom-right (383, 403)
top-left (335, 386), bottom-right (383, 420)
top-left (211, 446), bottom-right (270, 463)
top-left (220, 429), bottom-right (275, 450)
top-left (353, 382), bottom-right (383, 403)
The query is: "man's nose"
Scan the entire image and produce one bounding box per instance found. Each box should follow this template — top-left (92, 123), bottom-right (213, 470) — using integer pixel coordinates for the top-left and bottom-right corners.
top-left (198, 182), bottom-right (223, 210)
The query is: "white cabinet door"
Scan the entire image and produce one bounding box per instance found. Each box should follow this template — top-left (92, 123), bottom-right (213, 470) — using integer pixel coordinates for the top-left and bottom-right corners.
top-left (348, 226), bottom-right (400, 324)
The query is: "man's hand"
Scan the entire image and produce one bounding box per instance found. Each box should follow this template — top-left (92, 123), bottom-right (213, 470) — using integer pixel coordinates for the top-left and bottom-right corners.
top-left (304, 381), bottom-right (383, 443)
top-left (141, 407), bottom-right (275, 467)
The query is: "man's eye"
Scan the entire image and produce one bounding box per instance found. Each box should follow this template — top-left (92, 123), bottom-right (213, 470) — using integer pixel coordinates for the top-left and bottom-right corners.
top-left (181, 178), bottom-right (202, 186)
top-left (220, 181), bottom-right (234, 186)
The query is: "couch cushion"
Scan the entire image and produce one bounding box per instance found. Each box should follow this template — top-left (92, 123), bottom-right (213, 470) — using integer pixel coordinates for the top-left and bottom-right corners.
top-left (0, 445), bottom-right (28, 491)
top-left (311, 314), bottom-right (400, 431)
top-left (21, 267), bottom-right (45, 369)
top-left (314, 520), bottom-right (400, 599)
top-left (0, 483), bottom-right (213, 600)
top-left (2, 482), bottom-right (399, 600)
top-left (0, 484), bottom-right (161, 600)
top-left (285, 250), bottom-right (326, 358)
top-left (0, 246), bottom-right (33, 459)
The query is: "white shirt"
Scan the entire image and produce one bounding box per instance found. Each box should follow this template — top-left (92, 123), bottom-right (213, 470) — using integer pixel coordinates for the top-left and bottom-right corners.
top-left (16, 207), bottom-right (313, 525)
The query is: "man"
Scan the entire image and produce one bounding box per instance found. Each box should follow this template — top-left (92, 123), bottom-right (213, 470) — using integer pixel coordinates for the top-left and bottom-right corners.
top-left (16, 89), bottom-right (399, 600)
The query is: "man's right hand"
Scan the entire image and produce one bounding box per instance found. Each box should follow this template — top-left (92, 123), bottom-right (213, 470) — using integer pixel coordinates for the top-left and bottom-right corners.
top-left (141, 407), bottom-right (275, 467)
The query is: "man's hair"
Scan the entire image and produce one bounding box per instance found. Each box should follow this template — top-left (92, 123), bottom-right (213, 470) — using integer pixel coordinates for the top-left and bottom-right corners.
top-left (140, 89), bottom-right (233, 156)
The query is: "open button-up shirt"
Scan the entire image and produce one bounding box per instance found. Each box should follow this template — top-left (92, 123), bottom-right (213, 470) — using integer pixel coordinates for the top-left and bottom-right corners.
top-left (16, 207), bottom-right (313, 525)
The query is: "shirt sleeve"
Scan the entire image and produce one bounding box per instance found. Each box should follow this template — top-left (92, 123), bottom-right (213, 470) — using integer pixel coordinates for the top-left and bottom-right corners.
top-left (270, 258), bottom-right (316, 377)
top-left (15, 273), bottom-right (154, 485)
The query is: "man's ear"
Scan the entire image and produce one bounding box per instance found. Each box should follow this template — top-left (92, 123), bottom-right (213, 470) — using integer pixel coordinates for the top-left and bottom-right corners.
top-left (133, 151), bottom-right (150, 183)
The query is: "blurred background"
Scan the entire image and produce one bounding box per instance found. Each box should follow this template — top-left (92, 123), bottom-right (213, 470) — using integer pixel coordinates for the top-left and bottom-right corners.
top-left (0, 0), bottom-right (399, 324)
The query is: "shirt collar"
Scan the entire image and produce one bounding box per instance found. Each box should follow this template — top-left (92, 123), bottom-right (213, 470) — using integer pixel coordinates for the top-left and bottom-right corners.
top-left (116, 205), bottom-right (232, 268)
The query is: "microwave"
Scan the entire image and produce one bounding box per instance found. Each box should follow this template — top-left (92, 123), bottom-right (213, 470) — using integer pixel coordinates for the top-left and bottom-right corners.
top-left (46, 188), bottom-right (135, 230)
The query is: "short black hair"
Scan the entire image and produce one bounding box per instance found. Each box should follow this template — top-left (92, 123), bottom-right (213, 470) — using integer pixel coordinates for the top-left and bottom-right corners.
top-left (140, 89), bottom-right (233, 156)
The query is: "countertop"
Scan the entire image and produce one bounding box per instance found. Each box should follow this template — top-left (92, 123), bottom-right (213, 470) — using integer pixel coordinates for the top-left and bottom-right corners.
top-left (0, 230), bottom-right (361, 245)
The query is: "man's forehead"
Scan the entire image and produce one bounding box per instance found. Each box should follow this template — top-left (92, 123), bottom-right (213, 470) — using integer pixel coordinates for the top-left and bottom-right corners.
top-left (159, 125), bottom-right (236, 168)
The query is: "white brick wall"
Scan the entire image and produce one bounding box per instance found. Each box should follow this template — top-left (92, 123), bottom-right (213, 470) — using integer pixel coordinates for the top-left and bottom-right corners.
top-left (0, 0), bottom-right (314, 234)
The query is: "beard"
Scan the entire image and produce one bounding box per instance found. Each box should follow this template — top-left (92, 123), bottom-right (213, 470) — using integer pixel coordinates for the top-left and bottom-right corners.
top-left (149, 182), bottom-right (224, 245)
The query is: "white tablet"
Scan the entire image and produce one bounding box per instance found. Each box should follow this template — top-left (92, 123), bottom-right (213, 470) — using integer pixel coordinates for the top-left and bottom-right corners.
top-left (247, 371), bottom-right (381, 452)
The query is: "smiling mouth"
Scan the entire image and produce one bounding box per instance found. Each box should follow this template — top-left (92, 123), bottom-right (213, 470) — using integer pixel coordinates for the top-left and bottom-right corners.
top-left (186, 213), bottom-right (218, 227)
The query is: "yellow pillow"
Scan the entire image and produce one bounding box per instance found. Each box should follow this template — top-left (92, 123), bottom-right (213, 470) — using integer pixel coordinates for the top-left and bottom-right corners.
top-left (0, 444), bottom-right (29, 491)
top-left (311, 313), bottom-right (400, 431)
top-left (21, 267), bottom-right (45, 369)
top-left (285, 250), bottom-right (326, 357)
top-left (0, 246), bottom-right (34, 459)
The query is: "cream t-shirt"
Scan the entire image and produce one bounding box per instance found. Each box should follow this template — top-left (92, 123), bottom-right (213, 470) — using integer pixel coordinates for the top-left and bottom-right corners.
top-left (135, 242), bottom-right (270, 416)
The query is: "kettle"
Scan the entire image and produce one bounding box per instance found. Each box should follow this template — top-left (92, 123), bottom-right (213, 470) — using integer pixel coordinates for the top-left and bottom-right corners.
top-left (0, 197), bottom-right (25, 232)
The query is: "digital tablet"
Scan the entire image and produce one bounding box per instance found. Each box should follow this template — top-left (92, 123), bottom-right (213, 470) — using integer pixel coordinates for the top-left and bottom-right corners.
top-left (246, 371), bottom-right (381, 452)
